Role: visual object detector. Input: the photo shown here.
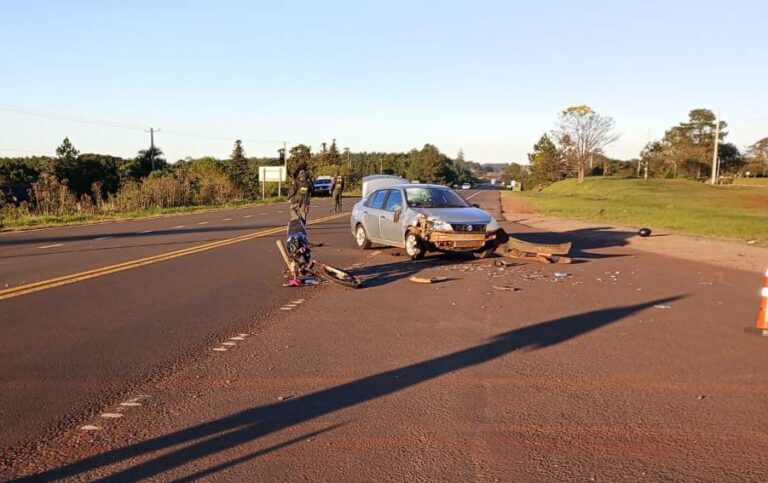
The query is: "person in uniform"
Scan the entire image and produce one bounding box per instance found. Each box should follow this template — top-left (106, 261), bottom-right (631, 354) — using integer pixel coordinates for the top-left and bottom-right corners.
top-left (288, 169), bottom-right (313, 222)
top-left (331, 172), bottom-right (345, 213)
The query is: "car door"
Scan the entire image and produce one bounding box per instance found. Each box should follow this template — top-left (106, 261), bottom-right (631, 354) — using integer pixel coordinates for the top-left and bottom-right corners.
top-left (362, 189), bottom-right (388, 240)
top-left (379, 189), bottom-right (405, 244)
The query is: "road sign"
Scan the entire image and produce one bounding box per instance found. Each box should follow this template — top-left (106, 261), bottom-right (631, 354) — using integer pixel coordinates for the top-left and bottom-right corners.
top-left (259, 166), bottom-right (287, 182)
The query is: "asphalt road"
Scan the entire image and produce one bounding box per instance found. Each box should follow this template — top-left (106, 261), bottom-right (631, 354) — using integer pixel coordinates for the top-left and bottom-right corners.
top-left (0, 196), bottom-right (360, 453)
top-left (3, 189), bottom-right (768, 481)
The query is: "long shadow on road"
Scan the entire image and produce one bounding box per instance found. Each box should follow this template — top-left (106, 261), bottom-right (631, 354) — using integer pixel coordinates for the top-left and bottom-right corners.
top-left (16, 296), bottom-right (682, 482)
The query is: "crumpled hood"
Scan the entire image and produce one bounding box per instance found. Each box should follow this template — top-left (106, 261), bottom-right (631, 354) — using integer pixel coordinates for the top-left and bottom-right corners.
top-left (413, 207), bottom-right (492, 224)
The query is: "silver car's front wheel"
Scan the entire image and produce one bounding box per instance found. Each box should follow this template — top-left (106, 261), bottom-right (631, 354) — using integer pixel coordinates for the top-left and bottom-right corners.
top-left (405, 232), bottom-right (424, 260)
top-left (355, 225), bottom-right (372, 249)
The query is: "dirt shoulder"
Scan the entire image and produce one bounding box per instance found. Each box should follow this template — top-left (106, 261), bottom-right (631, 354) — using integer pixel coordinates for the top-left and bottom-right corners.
top-left (501, 194), bottom-right (768, 274)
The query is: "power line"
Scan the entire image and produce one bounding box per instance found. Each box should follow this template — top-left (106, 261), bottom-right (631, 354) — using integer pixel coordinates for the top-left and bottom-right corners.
top-left (0, 103), bottom-right (146, 131)
top-left (0, 102), bottom-right (285, 146)
top-left (0, 147), bottom-right (50, 156)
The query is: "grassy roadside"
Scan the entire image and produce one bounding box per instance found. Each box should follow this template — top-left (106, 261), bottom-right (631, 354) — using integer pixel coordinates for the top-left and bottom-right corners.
top-left (0, 197), bottom-right (287, 232)
top-left (506, 178), bottom-right (768, 242)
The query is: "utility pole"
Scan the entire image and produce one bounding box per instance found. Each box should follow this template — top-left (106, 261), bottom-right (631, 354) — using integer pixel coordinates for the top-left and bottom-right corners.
top-left (145, 127), bottom-right (160, 171)
top-left (344, 147), bottom-right (350, 171)
top-left (710, 111), bottom-right (721, 185)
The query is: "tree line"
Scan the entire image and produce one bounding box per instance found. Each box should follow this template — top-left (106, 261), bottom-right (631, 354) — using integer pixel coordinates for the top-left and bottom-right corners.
top-left (0, 137), bottom-right (485, 225)
top-left (505, 106), bottom-right (767, 189)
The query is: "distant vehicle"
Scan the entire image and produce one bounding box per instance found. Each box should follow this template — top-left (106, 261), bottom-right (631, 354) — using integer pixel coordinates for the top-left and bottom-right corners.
top-left (350, 182), bottom-right (500, 260)
top-left (461, 183), bottom-right (471, 190)
top-left (1, 184), bottom-right (33, 206)
top-left (313, 176), bottom-right (333, 196)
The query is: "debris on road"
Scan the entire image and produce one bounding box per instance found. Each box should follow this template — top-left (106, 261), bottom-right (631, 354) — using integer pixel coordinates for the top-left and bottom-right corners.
top-left (492, 285), bottom-right (519, 292)
top-left (653, 304), bottom-right (672, 309)
top-left (501, 235), bottom-right (573, 264)
top-left (409, 276), bottom-right (449, 284)
top-left (278, 395), bottom-right (295, 401)
top-left (554, 272), bottom-right (570, 278)
top-left (638, 227), bottom-right (652, 237)
top-left (100, 412), bottom-right (123, 419)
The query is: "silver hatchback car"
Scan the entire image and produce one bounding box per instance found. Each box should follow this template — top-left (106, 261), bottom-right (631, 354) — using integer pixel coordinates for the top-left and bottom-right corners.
top-left (350, 181), bottom-right (500, 259)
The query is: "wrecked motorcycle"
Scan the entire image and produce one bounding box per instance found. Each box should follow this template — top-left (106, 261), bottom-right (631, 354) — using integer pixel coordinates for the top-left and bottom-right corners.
top-left (276, 219), bottom-right (360, 289)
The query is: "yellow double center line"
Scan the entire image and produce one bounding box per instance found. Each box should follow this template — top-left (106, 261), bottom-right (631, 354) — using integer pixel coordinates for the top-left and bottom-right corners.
top-left (0, 212), bottom-right (349, 302)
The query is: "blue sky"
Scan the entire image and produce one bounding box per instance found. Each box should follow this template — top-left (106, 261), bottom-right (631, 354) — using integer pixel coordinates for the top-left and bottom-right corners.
top-left (1, 0), bottom-right (766, 163)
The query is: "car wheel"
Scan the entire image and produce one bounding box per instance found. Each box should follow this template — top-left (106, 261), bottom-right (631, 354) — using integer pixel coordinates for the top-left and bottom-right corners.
top-left (405, 232), bottom-right (425, 260)
top-left (355, 225), bottom-right (372, 249)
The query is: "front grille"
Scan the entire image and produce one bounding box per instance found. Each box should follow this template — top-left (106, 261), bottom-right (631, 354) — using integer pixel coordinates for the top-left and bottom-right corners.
top-left (451, 223), bottom-right (486, 233)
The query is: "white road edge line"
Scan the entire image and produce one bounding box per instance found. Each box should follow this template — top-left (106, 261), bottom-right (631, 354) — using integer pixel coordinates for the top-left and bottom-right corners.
top-left (198, 221), bottom-right (209, 225)
top-left (465, 191), bottom-right (483, 200)
top-left (37, 243), bottom-right (63, 249)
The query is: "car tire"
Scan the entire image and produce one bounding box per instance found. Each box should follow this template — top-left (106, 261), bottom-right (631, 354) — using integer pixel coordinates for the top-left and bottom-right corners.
top-left (355, 224), bottom-right (372, 249)
top-left (405, 232), bottom-right (425, 260)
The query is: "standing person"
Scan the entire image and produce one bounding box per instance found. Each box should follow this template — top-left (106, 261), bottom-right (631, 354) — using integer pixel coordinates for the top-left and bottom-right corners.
top-left (331, 172), bottom-right (345, 213)
top-left (288, 169), bottom-right (313, 222)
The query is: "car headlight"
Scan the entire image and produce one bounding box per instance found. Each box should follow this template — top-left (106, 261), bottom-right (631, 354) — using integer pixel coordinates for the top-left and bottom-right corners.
top-left (428, 217), bottom-right (452, 231)
top-left (486, 217), bottom-right (499, 232)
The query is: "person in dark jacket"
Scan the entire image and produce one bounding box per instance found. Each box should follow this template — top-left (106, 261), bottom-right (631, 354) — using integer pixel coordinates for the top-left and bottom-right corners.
top-left (288, 169), bottom-right (313, 222)
top-left (330, 172), bottom-right (345, 213)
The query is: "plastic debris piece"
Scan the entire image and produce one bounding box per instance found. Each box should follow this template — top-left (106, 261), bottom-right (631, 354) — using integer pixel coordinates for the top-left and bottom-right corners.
top-left (409, 276), bottom-right (448, 284)
top-left (653, 304), bottom-right (672, 309)
top-left (492, 285), bottom-right (519, 292)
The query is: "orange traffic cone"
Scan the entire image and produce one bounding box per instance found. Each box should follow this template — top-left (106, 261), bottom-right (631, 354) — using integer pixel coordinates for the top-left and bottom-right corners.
top-left (747, 269), bottom-right (768, 336)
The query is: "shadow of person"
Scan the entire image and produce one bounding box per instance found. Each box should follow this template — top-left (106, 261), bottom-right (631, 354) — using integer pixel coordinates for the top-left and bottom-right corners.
top-left (19, 296), bottom-right (683, 482)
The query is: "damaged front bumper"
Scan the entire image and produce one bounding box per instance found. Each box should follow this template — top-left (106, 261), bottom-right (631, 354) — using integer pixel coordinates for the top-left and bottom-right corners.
top-left (413, 216), bottom-right (496, 251)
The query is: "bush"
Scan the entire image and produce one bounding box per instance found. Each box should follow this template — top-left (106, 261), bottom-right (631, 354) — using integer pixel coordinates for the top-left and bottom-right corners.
top-left (32, 173), bottom-right (78, 216)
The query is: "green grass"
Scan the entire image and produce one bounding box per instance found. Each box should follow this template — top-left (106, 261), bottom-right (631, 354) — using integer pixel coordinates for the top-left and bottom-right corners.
top-left (733, 177), bottom-right (768, 187)
top-left (0, 197), bottom-right (286, 231)
top-left (507, 178), bottom-right (768, 242)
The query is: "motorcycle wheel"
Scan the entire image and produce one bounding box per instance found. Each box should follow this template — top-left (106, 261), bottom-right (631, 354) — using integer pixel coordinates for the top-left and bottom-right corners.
top-left (311, 263), bottom-right (361, 289)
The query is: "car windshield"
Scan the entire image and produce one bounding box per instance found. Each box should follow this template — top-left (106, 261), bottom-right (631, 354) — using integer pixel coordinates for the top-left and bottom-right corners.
top-left (404, 187), bottom-right (469, 208)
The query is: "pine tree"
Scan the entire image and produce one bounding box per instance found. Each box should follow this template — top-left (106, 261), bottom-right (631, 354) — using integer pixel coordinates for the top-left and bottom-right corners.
top-left (229, 139), bottom-right (249, 191)
top-left (528, 134), bottom-right (564, 187)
